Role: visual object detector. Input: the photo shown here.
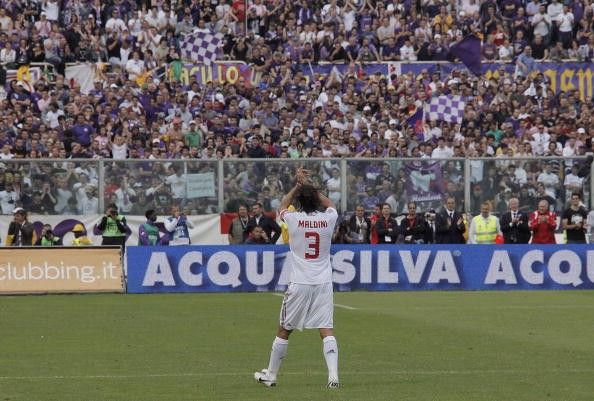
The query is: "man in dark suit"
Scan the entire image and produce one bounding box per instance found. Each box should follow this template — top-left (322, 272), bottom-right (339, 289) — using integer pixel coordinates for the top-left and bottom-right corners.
top-left (345, 204), bottom-right (371, 244)
top-left (435, 197), bottom-right (466, 244)
top-left (500, 197), bottom-right (531, 244)
top-left (246, 202), bottom-right (282, 244)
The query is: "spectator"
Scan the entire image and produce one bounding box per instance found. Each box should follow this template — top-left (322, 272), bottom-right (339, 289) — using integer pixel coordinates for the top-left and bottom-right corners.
top-left (400, 202), bottom-right (430, 244)
top-left (375, 203), bottom-right (398, 244)
top-left (561, 193), bottom-right (588, 244)
top-left (228, 204), bottom-right (250, 245)
top-left (246, 202), bottom-right (282, 244)
top-left (530, 199), bottom-right (557, 244)
top-left (435, 197), bottom-right (466, 244)
top-left (500, 198), bottom-right (532, 244)
top-left (345, 205), bottom-right (371, 244)
top-left (0, 181), bottom-right (19, 214)
top-left (515, 46), bottom-right (536, 78)
top-left (244, 225), bottom-right (270, 244)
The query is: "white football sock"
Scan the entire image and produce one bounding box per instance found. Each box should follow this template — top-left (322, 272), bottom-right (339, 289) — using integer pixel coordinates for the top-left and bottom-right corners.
top-left (323, 336), bottom-right (339, 383)
top-left (266, 336), bottom-right (289, 380)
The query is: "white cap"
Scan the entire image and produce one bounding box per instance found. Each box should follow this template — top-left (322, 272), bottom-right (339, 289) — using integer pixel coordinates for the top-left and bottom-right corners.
top-left (577, 127), bottom-right (586, 134)
top-left (12, 207), bottom-right (25, 214)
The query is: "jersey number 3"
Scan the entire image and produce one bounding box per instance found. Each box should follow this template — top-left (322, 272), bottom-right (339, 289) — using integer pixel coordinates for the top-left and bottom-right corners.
top-left (304, 231), bottom-right (320, 259)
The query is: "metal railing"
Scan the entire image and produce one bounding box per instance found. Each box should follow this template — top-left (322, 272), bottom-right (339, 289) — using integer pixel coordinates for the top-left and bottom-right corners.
top-left (0, 157), bottom-right (591, 216)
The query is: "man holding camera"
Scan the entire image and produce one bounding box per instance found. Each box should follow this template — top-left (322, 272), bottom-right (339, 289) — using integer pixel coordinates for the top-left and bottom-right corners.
top-left (6, 207), bottom-right (36, 246)
top-left (35, 224), bottom-right (62, 246)
top-left (164, 205), bottom-right (193, 245)
top-left (97, 203), bottom-right (130, 249)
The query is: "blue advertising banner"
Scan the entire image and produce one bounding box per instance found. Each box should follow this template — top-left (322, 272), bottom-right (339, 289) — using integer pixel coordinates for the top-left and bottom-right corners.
top-left (126, 245), bottom-right (594, 293)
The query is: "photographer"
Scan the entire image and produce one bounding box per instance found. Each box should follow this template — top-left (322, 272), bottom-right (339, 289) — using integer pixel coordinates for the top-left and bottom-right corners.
top-left (35, 224), bottom-right (62, 246)
top-left (97, 203), bottom-right (130, 249)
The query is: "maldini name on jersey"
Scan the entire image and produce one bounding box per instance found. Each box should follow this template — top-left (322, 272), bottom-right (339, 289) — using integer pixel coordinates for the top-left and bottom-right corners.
top-left (297, 220), bottom-right (329, 228)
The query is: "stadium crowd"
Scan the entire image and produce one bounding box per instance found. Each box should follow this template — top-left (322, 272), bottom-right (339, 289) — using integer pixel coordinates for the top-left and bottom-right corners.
top-left (0, 0), bottom-right (593, 228)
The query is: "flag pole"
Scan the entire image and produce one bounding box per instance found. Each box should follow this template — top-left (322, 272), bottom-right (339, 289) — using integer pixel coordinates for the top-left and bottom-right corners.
top-left (244, 0), bottom-right (248, 35)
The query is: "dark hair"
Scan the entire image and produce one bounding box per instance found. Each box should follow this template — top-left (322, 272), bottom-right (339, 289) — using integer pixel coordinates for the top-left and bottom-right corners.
top-left (296, 184), bottom-right (320, 213)
top-left (145, 209), bottom-right (156, 219)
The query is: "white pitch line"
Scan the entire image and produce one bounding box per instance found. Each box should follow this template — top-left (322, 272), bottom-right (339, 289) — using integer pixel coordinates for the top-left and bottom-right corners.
top-left (408, 305), bottom-right (594, 310)
top-left (271, 293), bottom-right (357, 310)
top-left (1, 369), bottom-right (593, 381)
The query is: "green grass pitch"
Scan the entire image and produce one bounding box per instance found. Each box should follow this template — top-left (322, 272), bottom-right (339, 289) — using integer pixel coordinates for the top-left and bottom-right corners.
top-left (1, 291), bottom-right (593, 401)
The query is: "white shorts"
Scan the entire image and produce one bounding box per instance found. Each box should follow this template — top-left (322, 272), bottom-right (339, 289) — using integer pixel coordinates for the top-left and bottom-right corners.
top-left (279, 282), bottom-right (334, 331)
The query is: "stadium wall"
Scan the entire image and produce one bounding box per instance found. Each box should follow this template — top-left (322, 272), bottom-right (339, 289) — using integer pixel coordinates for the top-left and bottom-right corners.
top-left (126, 245), bottom-right (594, 293)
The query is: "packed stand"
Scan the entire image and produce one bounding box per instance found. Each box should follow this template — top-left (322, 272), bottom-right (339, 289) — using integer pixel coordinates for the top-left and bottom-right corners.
top-left (0, 0), bottom-right (593, 218)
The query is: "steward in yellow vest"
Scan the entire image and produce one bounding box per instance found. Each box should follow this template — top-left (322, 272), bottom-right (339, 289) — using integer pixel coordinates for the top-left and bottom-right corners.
top-left (469, 202), bottom-right (501, 244)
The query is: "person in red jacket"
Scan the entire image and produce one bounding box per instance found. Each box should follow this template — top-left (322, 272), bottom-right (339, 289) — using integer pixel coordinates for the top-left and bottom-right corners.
top-left (530, 200), bottom-right (557, 244)
top-left (369, 203), bottom-right (382, 245)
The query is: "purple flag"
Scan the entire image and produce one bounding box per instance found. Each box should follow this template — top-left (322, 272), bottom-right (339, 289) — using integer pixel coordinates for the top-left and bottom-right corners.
top-left (426, 95), bottom-right (466, 124)
top-left (449, 35), bottom-right (482, 76)
top-left (406, 106), bottom-right (425, 139)
top-left (180, 32), bottom-right (223, 65)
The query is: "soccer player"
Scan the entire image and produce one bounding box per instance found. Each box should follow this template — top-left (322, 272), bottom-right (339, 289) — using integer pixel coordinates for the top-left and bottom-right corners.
top-left (254, 168), bottom-right (340, 389)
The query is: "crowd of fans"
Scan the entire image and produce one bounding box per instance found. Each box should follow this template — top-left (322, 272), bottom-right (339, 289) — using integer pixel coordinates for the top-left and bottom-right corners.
top-left (0, 0), bottom-right (593, 219)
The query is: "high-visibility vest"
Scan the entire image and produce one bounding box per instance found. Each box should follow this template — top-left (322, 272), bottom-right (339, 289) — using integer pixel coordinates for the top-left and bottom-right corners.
top-left (473, 215), bottom-right (498, 244)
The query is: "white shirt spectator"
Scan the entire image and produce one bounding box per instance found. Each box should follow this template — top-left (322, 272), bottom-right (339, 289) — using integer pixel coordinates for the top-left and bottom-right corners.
top-left (0, 12), bottom-right (12, 32)
top-left (547, 1), bottom-right (563, 20)
top-left (44, 108), bottom-right (64, 128)
top-left (431, 145), bottom-right (454, 158)
top-left (35, 18), bottom-right (52, 37)
top-left (0, 146), bottom-right (15, 160)
top-left (514, 165), bottom-right (528, 185)
top-left (42, 1), bottom-right (60, 21)
top-left (399, 43), bottom-right (417, 61)
top-left (532, 12), bottom-right (552, 37)
top-left (125, 58), bottom-right (145, 80)
top-left (530, 131), bottom-right (550, 155)
top-left (114, 186), bottom-right (136, 213)
top-left (119, 46), bottom-right (132, 66)
top-left (54, 187), bottom-right (72, 213)
top-left (165, 173), bottom-right (187, 199)
top-left (106, 17), bottom-right (127, 33)
top-left (564, 170), bottom-right (583, 195)
top-left (557, 11), bottom-right (574, 33)
top-left (0, 47), bottom-right (16, 64)
top-left (0, 188), bottom-right (18, 214)
top-left (537, 170), bottom-right (559, 197)
top-left (111, 142), bottom-right (128, 159)
top-left (79, 195), bottom-right (99, 215)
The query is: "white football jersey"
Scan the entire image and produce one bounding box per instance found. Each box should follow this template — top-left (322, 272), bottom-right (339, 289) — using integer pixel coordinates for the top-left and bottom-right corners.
top-left (280, 207), bottom-right (338, 284)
